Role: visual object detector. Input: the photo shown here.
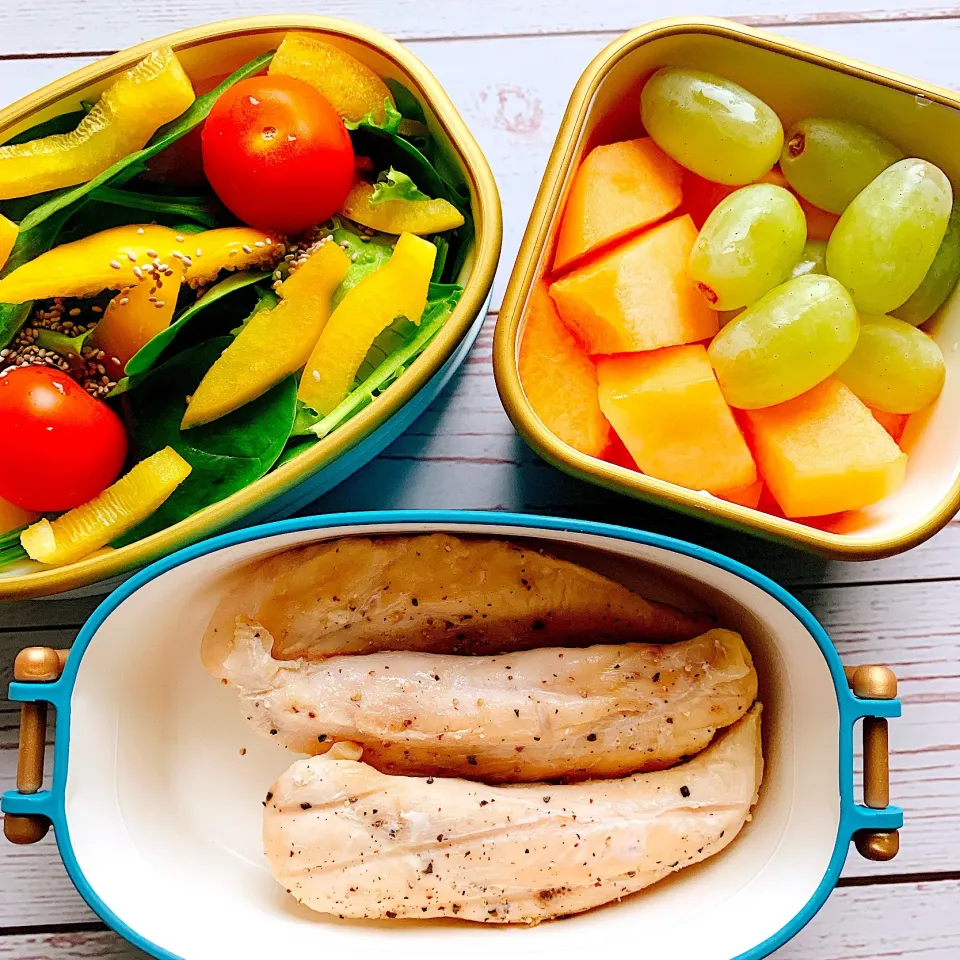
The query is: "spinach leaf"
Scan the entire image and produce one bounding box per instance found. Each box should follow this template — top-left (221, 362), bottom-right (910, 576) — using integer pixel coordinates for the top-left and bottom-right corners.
top-left (231, 285), bottom-right (278, 335)
top-left (384, 80), bottom-right (426, 124)
top-left (117, 336), bottom-right (296, 543)
top-left (351, 126), bottom-right (450, 207)
top-left (275, 436), bottom-right (318, 467)
top-left (0, 204), bottom-right (74, 348)
top-left (89, 186), bottom-right (224, 228)
top-left (298, 282), bottom-right (462, 438)
top-left (125, 270), bottom-right (268, 377)
top-left (56, 199), bottom-right (214, 245)
top-left (2, 109), bottom-right (88, 147)
top-left (20, 51), bottom-right (274, 232)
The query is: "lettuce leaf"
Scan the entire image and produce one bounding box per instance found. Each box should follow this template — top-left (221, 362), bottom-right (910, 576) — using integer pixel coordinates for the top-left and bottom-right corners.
top-left (344, 99), bottom-right (402, 135)
top-left (369, 167), bottom-right (429, 206)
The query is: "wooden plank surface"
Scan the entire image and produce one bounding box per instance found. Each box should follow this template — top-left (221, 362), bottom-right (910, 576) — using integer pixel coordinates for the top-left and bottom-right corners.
top-left (2, 1), bottom-right (960, 957)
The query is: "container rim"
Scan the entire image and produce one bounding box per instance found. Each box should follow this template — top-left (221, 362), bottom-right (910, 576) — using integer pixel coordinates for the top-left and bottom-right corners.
top-left (493, 15), bottom-right (960, 561)
top-left (0, 14), bottom-right (503, 599)
top-left (2, 508), bottom-right (902, 960)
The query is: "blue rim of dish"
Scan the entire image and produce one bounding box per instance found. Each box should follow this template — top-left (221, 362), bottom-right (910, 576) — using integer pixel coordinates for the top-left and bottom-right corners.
top-left (3, 510), bottom-right (903, 960)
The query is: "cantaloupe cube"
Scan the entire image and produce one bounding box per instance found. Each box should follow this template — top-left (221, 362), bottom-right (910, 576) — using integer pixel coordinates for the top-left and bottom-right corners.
top-left (682, 173), bottom-right (738, 229)
top-left (870, 407), bottom-right (908, 444)
top-left (603, 433), bottom-right (640, 471)
top-left (518, 285), bottom-right (612, 457)
top-left (550, 215), bottom-right (718, 355)
top-left (716, 480), bottom-right (764, 509)
top-left (743, 379), bottom-right (907, 518)
top-left (684, 167), bottom-right (837, 240)
top-left (554, 138), bottom-right (683, 271)
top-left (596, 345), bottom-right (756, 494)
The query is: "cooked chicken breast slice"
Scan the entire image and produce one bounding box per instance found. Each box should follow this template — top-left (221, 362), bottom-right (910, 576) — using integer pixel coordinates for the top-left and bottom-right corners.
top-left (222, 624), bottom-right (756, 782)
top-left (263, 705), bottom-right (763, 924)
top-left (201, 534), bottom-right (711, 674)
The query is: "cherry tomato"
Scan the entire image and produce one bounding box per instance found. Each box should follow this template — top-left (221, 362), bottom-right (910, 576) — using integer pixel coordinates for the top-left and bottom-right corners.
top-left (0, 367), bottom-right (127, 512)
top-left (202, 76), bottom-right (354, 234)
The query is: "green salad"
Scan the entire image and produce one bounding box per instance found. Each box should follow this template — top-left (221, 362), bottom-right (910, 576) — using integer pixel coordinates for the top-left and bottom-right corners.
top-left (0, 33), bottom-right (471, 569)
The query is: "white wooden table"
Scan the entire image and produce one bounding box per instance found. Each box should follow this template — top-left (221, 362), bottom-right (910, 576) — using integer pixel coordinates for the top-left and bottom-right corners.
top-left (1, 2), bottom-right (959, 956)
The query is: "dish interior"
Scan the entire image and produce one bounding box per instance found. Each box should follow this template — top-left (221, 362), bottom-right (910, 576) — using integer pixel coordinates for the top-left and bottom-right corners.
top-left (514, 26), bottom-right (960, 546)
top-left (63, 521), bottom-right (840, 960)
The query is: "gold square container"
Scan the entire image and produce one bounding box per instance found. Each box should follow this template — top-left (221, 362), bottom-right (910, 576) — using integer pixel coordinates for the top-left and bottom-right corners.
top-left (494, 16), bottom-right (960, 561)
top-left (0, 15), bottom-right (501, 599)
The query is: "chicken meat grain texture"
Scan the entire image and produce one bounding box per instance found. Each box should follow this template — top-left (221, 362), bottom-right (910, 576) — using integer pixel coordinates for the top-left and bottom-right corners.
top-left (201, 534), bottom-right (712, 673)
top-left (263, 704), bottom-right (764, 924)
top-left (221, 623), bottom-right (757, 781)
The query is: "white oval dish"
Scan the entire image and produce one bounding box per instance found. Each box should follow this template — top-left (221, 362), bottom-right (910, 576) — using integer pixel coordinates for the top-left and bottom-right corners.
top-left (2, 511), bottom-right (902, 960)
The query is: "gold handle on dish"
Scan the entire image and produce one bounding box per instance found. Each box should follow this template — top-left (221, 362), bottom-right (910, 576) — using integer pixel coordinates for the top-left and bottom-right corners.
top-left (845, 664), bottom-right (900, 862)
top-left (3, 647), bottom-right (68, 845)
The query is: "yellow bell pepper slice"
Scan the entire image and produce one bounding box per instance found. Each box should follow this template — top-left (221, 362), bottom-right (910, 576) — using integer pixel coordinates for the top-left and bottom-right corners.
top-left (0, 496), bottom-right (38, 534)
top-left (298, 232), bottom-right (435, 416)
top-left (342, 180), bottom-right (465, 235)
top-left (0, 213), bottom-right (18, 272)
top-left (182, 241), bottom-right (350, 429)
top-left (0, 46), bottom-right (195, 200)
top-left (20, 447), bottom-right (191, 566)
top-left (0, 224), bottom-right (283, 302)
top-left (268, 32), bottom-right (394, 124)
top-left (91, 258), bottom-right (184, 376)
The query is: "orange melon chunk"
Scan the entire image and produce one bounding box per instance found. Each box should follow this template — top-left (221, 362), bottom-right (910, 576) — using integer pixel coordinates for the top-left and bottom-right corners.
top-left (743, 379), bottom-right (907, 518)
top-left (518, 285), bottom-right (612, 457)
top-left (716, 480), bottom-right (764, 509)
top-left (870, 407), bottom-right (909, 444)
top-left (554, 138), bottom-right (683, 271)
top-left (549, 215), bottom-right (718, 355)
top-left (596, 345), bottom-right (756, 494)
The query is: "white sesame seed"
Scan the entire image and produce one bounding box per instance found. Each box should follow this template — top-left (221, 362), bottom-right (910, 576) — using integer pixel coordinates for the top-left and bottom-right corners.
top-left (133, 266), bottom-right (143, 279)
top-left (175, 235), bottom-right (184, 242)
top-left (127, 251), bottom-right (137, 262)
top-left (312, 370), bottom-right (321, 381)
top-left (196, 249), bottom-right (203, 257)
top-left (254, 241), bottom-right (265, 248)
top-left (146, 249), bottom-right (158, 258)
top-left (109, 259), bottom-right (122, 269)
top-left (242, 244), bottom-right (252, 254)
top-left (119, 297), bottom-right (129, 306)
top-left (154, 301), bottom-right (165, 308)
top-left (92, 305), bottom-right (103, 313)
top-left (137, 227), bottom-right (145, 235)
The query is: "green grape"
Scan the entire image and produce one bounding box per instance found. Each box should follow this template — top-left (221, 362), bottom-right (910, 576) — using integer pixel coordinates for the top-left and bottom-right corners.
top-left (892, 202), bottom-right (960, 326)
top-left (826, 158), bottom-right (952, 314)
top-left (780, 118), bottom-right (902, 214)
top-left (707, 274), bottom-right (859, 409)
top-left (836, 315), bottom-right (946, 413)
top-left (689, 184), bottom-right (806, 310)
top-left (640, 67), bottom-right (783, 185)
top-left (791, 239), bottom-right (828, 279)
